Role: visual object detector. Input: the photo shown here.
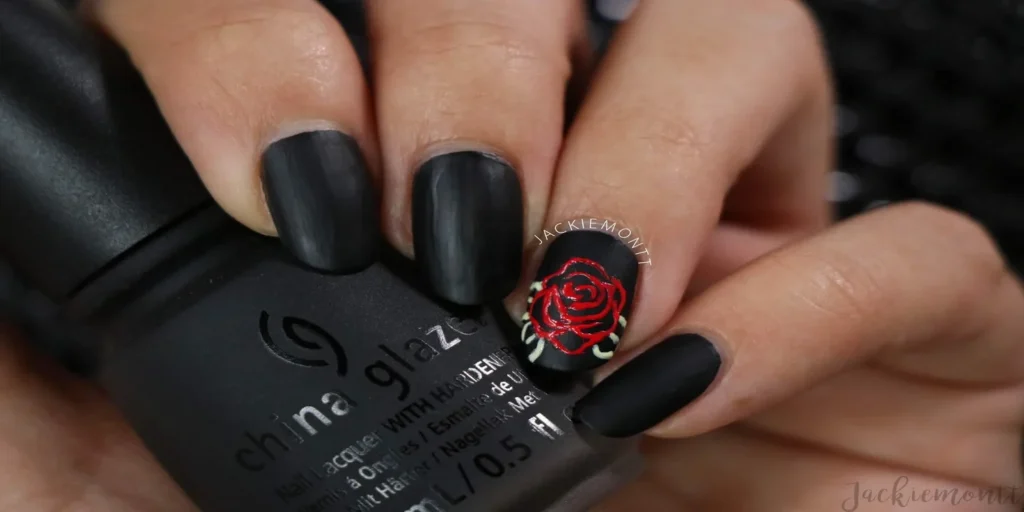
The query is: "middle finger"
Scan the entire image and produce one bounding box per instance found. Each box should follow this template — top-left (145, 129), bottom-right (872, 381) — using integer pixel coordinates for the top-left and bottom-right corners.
top-left (368, 0), bottom-right (584, 305)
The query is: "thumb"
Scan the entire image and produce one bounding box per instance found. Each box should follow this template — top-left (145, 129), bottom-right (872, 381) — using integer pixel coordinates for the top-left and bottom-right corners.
top-left (572, 202), bottom-right (1024, 438)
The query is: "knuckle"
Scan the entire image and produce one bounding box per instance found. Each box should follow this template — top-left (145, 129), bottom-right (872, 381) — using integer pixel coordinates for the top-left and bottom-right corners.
top-left (138, 1), bottom-right (359, 125)
top-left (165, 2), bottom-right (348, 80)
top-left (572, 106), bottom-right (708, 192)
top-left (387, 17), bottom-right (570, 80)
top-left (805, 249), bottom-right (885, 324)
top-left (628, 111), bottom-right (706, 167)
top-left (761, 243), bottom-right (885, 328)
top-left (640, 115), bottom-right (705, 158)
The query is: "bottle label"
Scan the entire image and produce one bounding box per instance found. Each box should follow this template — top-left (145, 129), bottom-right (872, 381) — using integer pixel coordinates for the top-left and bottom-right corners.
top-left (99, 257), bottom-right (625, 512)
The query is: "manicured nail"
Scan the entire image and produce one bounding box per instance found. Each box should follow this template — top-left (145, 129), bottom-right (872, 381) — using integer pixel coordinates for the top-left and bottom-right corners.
top-left (413, 151), bottom-right (523, 305)
top-left (262, 130), bottom-right (378, 273)
top-left (520, 230), bottom-right (638, 373)
top-left (572, 333), bottom-right (722, 438)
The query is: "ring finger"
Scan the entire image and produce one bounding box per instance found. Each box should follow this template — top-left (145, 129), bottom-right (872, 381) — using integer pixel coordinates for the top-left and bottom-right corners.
top-left (516, 0), bottom-right (832, 374)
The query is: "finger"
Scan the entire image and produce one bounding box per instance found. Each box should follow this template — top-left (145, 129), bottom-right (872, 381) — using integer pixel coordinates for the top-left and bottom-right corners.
top-left (516, 0), bottom-right (831, 373)
top-left (574, 202), bottom-right (1024, 441)
top-left (595, 430), bottom-right (1007, 512)
top-left (0, 326), bottom-right (194, 510)
top-left (367, 0), bottom-right (585, 305)
top-left (89, 0), bottom-right (380, 272)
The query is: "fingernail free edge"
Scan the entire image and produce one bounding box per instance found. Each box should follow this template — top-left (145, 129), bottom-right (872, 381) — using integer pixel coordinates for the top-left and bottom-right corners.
top-left (573, 333), bottom-right (722, 438)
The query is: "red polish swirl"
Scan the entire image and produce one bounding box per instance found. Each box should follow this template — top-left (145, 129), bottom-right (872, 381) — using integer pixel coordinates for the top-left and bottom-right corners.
top-left (529, 257), bottom-right (626, 355)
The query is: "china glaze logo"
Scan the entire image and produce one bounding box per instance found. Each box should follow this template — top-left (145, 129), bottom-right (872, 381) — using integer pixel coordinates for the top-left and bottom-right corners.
top-left (258, 311), bottom-right (348, 376)
top-left (239, 312), bottom-right (359, 473)
top-left (240, 311), bottom-right (486, 473)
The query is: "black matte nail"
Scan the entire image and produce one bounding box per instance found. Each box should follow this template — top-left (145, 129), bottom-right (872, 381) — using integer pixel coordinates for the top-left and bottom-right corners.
top-left (520, 230), bottom-right (639, 373)
top-left (262, 130), bottom-right (378, 273)
top-left (413, 151), bottom-right (523, 305)
top-left (573, 333), bottom-right (722, 438)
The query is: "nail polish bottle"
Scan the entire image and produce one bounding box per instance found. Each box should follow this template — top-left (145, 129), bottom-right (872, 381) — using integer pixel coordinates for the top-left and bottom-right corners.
top-left (0, 2), bottom-right (642, 511)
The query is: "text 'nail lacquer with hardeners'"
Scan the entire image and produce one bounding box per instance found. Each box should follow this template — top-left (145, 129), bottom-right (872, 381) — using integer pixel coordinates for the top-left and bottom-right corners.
top-left (0, 1), bottom-right (642, 511)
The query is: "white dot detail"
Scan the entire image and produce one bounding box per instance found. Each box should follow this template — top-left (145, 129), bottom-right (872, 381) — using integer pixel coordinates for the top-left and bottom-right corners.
top-left (528, 340), bottom-right (545, 363)
top-left (593, 345), bottom-right (615, 360)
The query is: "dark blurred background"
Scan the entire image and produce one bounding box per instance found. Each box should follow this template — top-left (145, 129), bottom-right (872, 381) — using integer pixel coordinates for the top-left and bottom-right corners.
top-left (2, 0), bottom-right (1023, 370)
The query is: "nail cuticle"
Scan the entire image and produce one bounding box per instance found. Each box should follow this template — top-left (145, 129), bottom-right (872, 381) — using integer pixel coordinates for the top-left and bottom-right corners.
top-left (262, 119), bottom-right (351, 148)
top-left (411, 141), bottom-right (515, 172)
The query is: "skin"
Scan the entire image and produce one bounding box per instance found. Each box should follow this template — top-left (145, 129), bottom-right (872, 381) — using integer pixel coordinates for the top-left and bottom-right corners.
top-left (4, 0), bottom-right (1022, 510)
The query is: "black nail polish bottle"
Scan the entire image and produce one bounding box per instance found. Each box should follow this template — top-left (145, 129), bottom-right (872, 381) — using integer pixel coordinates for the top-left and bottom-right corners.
top-left (0, 2), bottom-right (642, 511)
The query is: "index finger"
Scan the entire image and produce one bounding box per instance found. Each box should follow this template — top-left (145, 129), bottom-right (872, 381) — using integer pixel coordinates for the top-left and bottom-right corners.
top-left (90, 0), bottom-right (380, 272)
top-left (575, 201), bottom-right (1024, 440)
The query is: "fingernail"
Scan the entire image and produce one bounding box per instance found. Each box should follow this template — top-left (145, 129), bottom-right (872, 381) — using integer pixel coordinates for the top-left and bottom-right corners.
top-left (573, 333), bottom-right (722, 438)
top-left (413, 151), bottom-right (523, 305)
top-left (521, 230), bottom-right (638, 373)
top-left (262, 130), bottom-right (378, 273)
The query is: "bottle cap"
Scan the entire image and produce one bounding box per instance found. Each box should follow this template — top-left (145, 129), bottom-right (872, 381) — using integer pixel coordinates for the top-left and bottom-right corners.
top-left (0, 0), bottom-right (210, 300)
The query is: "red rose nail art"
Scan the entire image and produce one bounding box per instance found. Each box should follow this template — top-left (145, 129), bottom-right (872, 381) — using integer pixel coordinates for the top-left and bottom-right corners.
top-left (522, 230), bottom-right (639, 373)
top-left (522, 257), bottom-right (629, 369)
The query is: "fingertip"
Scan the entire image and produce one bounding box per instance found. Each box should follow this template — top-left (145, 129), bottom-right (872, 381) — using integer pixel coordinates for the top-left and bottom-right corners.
top-left (572, 333), bottom-right (723, 438)
top-left (190, 146), bottom-right (277, 237)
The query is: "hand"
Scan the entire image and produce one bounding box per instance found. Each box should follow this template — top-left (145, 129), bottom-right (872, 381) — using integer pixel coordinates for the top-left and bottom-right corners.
top-left (584, 202), bottom-right (1024, 511)
top-left (3, 0), bottom-right (1020, 511)
top-left (1, 205), bottom-right (1020, 512)
top-left (87, 0), bottom-right (832, 371)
